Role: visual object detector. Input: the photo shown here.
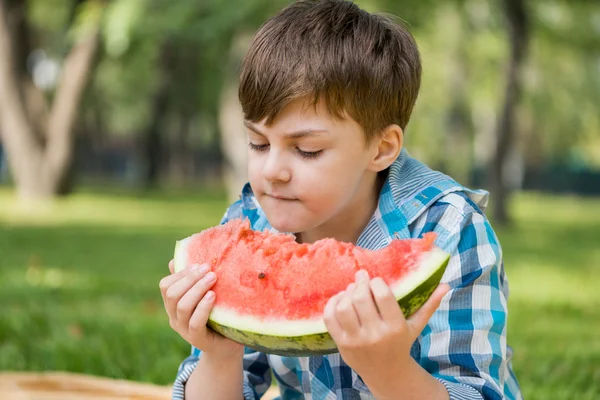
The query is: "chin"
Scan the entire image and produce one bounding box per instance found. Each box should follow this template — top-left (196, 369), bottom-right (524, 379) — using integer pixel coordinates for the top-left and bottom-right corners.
top-left (264, 211), bottom-right (310, 234)
top-left (267, 218), bottom-right (304, 234)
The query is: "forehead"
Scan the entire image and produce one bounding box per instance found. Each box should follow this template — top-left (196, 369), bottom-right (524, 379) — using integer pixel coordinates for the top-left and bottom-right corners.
top-left (251, 97), bottom-right (361, 135)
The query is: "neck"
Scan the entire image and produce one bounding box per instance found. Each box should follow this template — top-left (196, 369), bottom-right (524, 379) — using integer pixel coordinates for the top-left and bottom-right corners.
top-left (296, 171), bottom-right (385, 245)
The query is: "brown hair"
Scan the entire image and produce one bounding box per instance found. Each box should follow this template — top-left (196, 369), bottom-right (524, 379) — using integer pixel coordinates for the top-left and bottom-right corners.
top-left (238, 0), bottom-right (422, 140)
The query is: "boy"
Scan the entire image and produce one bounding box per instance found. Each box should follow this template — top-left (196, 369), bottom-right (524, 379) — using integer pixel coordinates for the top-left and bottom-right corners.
top-left (160, 0), bottom-right (522, 399)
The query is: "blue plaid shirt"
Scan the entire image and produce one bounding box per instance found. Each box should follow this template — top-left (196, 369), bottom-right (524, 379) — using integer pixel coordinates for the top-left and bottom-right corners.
top-left (172, 149), bottom-right (522, 400)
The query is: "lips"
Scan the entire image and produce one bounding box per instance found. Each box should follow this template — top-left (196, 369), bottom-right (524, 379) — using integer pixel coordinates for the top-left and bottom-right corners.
top-left (267, 193), bottom-right (297, 201)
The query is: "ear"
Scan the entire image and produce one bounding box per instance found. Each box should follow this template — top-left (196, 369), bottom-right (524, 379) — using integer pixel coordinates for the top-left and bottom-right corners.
top-left (368, 124), bottom-right (403, 172)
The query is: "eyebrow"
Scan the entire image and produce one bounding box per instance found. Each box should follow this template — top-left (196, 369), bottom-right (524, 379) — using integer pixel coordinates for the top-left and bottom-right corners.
top-left (244, 121), bottom-right (328, 139)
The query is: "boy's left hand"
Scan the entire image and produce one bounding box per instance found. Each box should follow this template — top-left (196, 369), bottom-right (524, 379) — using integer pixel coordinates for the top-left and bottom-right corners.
top-left (323, 270), bottom-right (449, 383)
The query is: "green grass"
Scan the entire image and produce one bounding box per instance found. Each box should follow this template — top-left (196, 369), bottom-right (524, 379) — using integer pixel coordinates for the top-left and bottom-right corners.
top-left (0, 186), bottom-right (228, 385)
top-left (1, 187), bottom-right (599, 399)
top-left (494, 194), bottom-right (600, 399)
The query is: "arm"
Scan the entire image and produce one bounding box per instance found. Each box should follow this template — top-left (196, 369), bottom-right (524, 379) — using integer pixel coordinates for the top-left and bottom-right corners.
top-left (184, 351), bottom-right (244, 400)
top-left (328, 193), bottom-right (513, 400)
top-left (323, 267), bottom-right (451, 400)
top-left (172, 347), bottom-right (272, 400)
top-left (360, 343), bottom-right (450, 400)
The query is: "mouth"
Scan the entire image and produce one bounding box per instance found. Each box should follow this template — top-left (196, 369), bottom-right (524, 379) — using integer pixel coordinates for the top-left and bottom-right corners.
top-left (267, 193), bottom-right (297, 201)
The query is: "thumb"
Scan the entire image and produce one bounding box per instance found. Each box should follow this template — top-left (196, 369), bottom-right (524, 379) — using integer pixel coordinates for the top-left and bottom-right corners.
top-left (407, 284), bottom-right (450, 336)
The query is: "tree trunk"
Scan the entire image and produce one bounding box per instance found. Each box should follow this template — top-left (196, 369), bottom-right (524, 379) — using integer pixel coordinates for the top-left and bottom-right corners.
top-left (51, 0), bottom-right (93, 195)
top-left (0, 0), bottom-right (43, 198)
top-left (168, 112), bottom-right (194, 186)
top-left (0, 0), bottom-right (100, 200)
top-left (142, 40), bottom-right (175, 189)
top-left (44, 31), bottom-right (100, 195)
top-left (445, 30), bottom-right (472, 185)
top-left (489, 0), bottom-right (529, 225)
top-left (219, 33), bottom-right (252, 203)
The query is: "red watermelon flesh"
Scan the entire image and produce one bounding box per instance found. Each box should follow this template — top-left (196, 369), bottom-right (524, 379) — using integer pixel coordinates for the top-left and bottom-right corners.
top-left (174, 218), bottom-right (449, 355)
top-left (177, 218), bottom-right (441, 321)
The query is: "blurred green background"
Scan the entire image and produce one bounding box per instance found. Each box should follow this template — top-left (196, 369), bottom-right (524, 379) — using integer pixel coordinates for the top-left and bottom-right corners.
top-left (0, 0), bottom-right (599, 399)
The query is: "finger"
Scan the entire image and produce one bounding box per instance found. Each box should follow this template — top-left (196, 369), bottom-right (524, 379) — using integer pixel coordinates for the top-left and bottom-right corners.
top-left (169, 259), bottom-right (174, 274)
top-left (164, 264), bottom-right (210, 317)
top-left (335, 293), bottom-right (361, 335)
top-left (177, 271), bottom-right (217, 328)
top-left (370, 277), bottom-right (402, 321)
top-left (159, 265), bottom-right (192, 297)
top-left (351, 273), bottom-right (380, 326)
top-left (355, 269), bottom-right (369, 284)
top-left (323, 292), bottom-right (344, 339)
top-left (188, 290), bottom-right (216, 336)
top-left (346, 283), bottom-right (356, 293)
top-left (407, 284), bottom-right (450, 336)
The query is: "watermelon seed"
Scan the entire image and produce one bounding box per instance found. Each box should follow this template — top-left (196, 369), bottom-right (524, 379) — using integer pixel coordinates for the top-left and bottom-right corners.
top-left (258, 272), bottom-right (266, 279)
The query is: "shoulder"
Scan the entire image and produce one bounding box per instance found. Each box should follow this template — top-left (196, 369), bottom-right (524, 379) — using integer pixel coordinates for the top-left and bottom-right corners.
top-left (220, 199), bottom-right (244, 224)
top-left (381, 150), bottom-right (489, 235)
top-left (412, 190), bottom-right (500, 254)
top-left (412, 191), bottom-right (504, 288)
top-left (415, 191), bottom-right (489, 231)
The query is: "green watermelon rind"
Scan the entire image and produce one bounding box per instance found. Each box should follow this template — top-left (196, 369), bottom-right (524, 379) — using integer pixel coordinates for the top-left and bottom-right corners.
top-left (173, 238), bottom-right (450, 357)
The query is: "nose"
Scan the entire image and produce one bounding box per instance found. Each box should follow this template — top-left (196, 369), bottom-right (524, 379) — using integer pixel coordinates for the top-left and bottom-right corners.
top-left (262, 150), bottom-right (291, 183)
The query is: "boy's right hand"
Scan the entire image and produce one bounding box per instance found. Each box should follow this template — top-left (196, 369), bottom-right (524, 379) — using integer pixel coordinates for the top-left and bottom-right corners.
top-left (160, 260), bottom-right (244, 359)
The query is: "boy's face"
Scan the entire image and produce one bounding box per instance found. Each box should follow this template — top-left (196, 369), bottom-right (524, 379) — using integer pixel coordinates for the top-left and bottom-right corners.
top-left (245, 97), bottom-right (381, 237)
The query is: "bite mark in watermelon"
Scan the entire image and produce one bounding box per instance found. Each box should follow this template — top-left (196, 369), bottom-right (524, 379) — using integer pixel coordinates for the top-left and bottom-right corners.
top-left (174, 218), bottom-right (449, 356)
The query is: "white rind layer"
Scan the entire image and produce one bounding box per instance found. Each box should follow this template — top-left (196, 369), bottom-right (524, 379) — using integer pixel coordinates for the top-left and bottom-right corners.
top-left (173, 237), bottom-right (191, 273)
top-left (388, 247), bottom-right (449, 301)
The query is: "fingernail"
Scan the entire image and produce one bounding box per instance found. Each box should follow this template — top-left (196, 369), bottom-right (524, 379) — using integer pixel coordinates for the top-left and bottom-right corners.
top-left (205, 291), bottom-right (215, 300)
top-left (346, 283), bottom-right (356, 293)
top-left (192, 264), bottom-right (209, 276)
top-left (371, 277), bottom-right (387, 292)
top-left (204, 271), bottom-right (216, 282)
top-left (357, 270), bottom-right (369, 282)
top-left (199, 264), bottom-right (210, 275)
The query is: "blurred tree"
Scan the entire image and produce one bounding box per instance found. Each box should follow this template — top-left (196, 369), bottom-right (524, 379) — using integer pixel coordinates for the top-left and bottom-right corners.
top-left (219, 32), bottom-right (253, 203)
top-left (199, 0), bottom-right (288, 200)
top-left (0, 0), bottom-right (104, 199)
top-left (142, 39), bottom-right (173, 188)
top-left (380, 0), bottom-right (599, 221)
top-left (523, 1), bottom-right (600, 168)
top-left (145, 0), bottom-right (285, 197)
top-left (2, 0), bottom-right (594, 202)
top-left (89, 0), bottom-right (285, 193)
top-left (489, 0), bottom-right (529, 225)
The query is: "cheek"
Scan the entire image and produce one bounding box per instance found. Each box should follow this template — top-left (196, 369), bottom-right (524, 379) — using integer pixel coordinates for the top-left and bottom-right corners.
top-left (298, 159), bottom-right (363, 201)
top-left (247, 156), bottom-right (263, 183)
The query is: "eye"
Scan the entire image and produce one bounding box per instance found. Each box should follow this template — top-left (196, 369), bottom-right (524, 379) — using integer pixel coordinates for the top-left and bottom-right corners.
top-left (296, 148), bottom-right (323, 159)
top-left (248, 142), bottom-right (269, 152)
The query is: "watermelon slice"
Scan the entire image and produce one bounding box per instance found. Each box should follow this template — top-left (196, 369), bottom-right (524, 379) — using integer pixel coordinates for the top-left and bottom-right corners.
top-left (173, 218), bottom-right (449, 356)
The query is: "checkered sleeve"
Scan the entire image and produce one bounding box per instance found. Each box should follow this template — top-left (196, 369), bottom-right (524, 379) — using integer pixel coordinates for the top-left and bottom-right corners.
top-left (411, 192), bottom-right (511, 400)
top-left (242, 349), bottom-right (273, 399)
top-left (172, 349), bottom-right (200, 400)
top-left (172, 200), bottom-right (273, 399)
